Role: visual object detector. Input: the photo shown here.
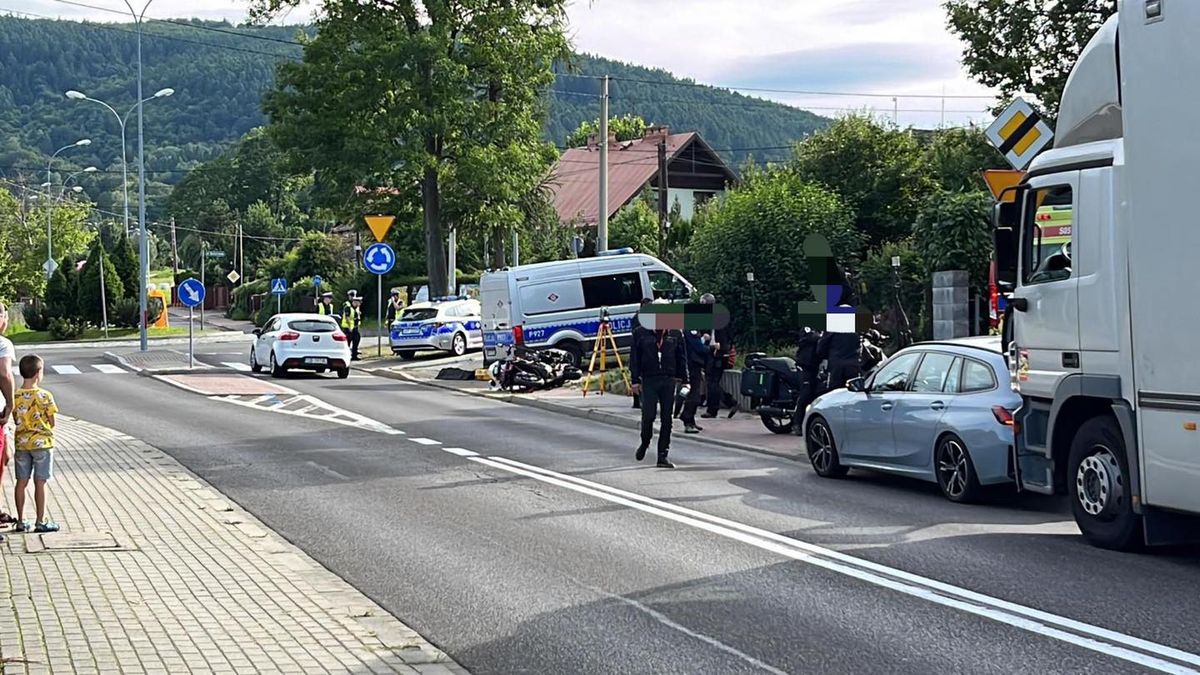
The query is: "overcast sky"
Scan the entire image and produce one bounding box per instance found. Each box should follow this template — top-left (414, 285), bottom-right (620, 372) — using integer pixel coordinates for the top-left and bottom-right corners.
top-left (17, 0), bottom-right (997, 128)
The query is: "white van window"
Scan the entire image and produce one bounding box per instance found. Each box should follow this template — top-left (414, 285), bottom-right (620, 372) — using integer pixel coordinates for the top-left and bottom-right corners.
top-left (582, 272), bottom-right (643, 308)
top-left (520, 280), bottom-right (585, 316)
top-left (648, 270), bottom-right (688, 301)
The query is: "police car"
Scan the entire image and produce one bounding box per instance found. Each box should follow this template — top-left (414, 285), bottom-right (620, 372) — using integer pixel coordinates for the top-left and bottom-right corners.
top-left (389, 297), bottom-right (483, 359)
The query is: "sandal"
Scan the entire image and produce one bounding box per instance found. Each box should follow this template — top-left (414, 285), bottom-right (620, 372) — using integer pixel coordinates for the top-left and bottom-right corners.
top-left (33, 521), bottom-right (59, 533)
top-left (12, 521), bottom-right (30, 533)
top-left (0, 512), bottom-right (15, 525)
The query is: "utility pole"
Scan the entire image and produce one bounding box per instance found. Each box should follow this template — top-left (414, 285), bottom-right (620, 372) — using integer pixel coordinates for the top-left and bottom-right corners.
top-left (597, 75), bottom-right (610, 253)
top-left (448, 228), bottom-right (457, 296)
top-left (511, 228), bottom-right (520, 268)
top-left (170, 217), bottom-right (179, 278)
top-left (893, 97), bottom-right (899, 125)
top-left (199, 239), bottom-right (206, 331)
top-left (657, 135), bottom-right (668, 258)
top-left (238, 219), bottom-right (245, 286)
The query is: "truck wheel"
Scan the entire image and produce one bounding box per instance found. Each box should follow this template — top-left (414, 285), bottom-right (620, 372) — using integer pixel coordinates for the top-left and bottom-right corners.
top-left (1067, 417), bottom-right (1143, 551)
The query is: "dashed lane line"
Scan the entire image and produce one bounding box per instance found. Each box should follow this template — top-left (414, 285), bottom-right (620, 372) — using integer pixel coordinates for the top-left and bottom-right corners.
top-left (441, 447), bottom-right (478, 457)
top-left (409, 437), bottom-right (441, 446)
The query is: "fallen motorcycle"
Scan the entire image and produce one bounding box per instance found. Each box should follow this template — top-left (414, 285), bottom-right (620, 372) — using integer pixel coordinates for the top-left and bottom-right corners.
top-left (488, 346), bottom-right (583, 392)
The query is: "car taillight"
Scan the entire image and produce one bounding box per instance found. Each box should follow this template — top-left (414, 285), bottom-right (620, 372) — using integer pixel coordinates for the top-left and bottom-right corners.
top-left (332, 332), bottom-right (347, 342)
top-left (513, 325), bottom-right (525, 346)
top-left (992, 406), bottom-right (1014, 426)
top-left (279, 332), bottom-right (300, 341)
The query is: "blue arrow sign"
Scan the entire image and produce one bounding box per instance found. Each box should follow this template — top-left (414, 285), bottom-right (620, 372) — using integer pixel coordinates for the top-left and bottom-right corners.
top-left (178, 277), bottom-right (205, 308)
top-left (271, 278), bottom-right (289, 296)
top-left (363, 242), bottom-right (396, 275)
top-left (312, 275), bottom-right (323, 287)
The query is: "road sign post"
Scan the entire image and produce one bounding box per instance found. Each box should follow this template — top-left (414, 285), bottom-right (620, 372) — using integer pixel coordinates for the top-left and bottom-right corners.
top-left (178, 278), bottom-right (205, 369)
top-left (270, 278), bottom-right (288, 315)
top-left (363, 243), bottom-right (396, 358)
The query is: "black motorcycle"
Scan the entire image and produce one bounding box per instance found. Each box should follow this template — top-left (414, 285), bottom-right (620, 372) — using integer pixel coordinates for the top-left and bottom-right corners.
top-left (488, 345), bottom-right (583, 392)
top-left (739, 352), bottom-right (819, 434)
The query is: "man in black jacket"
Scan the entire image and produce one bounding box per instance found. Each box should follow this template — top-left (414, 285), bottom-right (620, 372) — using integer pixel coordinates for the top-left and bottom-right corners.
top-left (630, 297), bottom-right (652, 410)
top-left (699, 293), bottom-right (731, 419)
top-left (629, 312), bottom-right (689, 468)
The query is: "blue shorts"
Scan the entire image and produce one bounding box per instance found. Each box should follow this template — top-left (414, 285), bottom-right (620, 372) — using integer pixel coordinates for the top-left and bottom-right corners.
top-left (14, 450), bottom-right (53, 481)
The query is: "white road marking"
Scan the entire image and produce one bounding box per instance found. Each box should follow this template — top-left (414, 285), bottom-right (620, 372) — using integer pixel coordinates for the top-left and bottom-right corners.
top-left (409, 437), bottom-right (441, 446)
top-left (471, 455), bottom-right (1200, 674)
top-left (50, 365), bottom-right (81, 375)
top-left (91, 364), bottom-right (126, 374)
top-left (441, 447), bottom-right (477, 457)
top-left (211, 393), bottom-right (404, 435)
top-left (222, 362), bottom-right (252, 372)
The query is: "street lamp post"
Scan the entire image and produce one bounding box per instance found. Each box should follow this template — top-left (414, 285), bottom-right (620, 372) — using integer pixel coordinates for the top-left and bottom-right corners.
top-left (65, 88), bottom-right (173, 237)
top-left (126, 0), bottom-right (157, 352)
top-left (45, 139), bottom-right (91, 279)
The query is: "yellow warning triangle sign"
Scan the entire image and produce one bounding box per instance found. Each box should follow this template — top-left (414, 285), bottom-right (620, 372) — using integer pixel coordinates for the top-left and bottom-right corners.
top-left (364, 215), bottom-right (395, 243)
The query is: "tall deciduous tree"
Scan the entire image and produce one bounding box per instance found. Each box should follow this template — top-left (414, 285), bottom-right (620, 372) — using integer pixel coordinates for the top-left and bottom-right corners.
top-left (792, 115), bottom-right (931, 245)
top-left (944, 0), bottom-right (1116, 118)
top-left (256, 0), bottom-right (571, 298)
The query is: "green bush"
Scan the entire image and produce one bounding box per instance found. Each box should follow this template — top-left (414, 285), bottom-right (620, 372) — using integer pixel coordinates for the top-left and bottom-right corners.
top-left (44, 257), bottom-right (79, 321)
top-left (22, 304), bottom-right (51, 332)
top-left (686, 167), bottom-right (863, 348)
top-left (77, 245), bottom-right (126, 326)
top-left (48, 317), bottom-right (85, 341)
top-left (112, 298), bottom-right (142, 329)
top-left (858, 241), bottom-right (929, 343)
top-left (911, 190), bottom-right (993, 290)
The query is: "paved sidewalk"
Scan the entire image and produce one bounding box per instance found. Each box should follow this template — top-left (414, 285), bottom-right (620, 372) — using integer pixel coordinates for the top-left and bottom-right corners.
top-left (0, 418), bottom-right (465, 674)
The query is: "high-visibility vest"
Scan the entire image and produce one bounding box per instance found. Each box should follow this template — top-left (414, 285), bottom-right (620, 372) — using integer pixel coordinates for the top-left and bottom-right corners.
top-left (317, 302), bottom-right (334, 316)
top-left (341, 304), bottom-right (362, 329)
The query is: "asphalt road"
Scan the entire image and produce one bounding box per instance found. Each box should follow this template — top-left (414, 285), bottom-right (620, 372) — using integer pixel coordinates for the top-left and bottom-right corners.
top-left (28, 338), bottom-right (1200, 674)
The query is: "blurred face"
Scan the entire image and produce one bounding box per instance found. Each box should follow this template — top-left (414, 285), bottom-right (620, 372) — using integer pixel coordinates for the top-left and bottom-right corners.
top-left (0, 305), bottom-right (8, 334)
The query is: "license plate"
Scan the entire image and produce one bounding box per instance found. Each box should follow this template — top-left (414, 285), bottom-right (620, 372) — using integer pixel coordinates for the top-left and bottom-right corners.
top-left (304, 357), bottom-right (326, 365)
top-left (403, 330), bottom-right (419, 336)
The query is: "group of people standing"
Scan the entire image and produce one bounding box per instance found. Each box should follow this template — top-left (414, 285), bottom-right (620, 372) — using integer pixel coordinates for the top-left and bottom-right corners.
top-left (628, 294), bottom-right (732, 469)
top-left (316, 290), bottom-right (367, 360)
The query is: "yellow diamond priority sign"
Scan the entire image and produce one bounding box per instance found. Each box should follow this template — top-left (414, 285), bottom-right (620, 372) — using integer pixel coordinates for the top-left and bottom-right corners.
top-left (364, 215), bottom-right (395, 243)
top-left (986, 98), bottom-right (1054, 171)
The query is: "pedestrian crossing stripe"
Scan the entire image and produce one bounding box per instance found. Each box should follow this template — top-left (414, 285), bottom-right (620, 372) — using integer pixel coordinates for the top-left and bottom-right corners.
top-left (222, 362), bottom-right (252, 372)
top-left (91, 364), bottom-right (125, 374)
top-left (46, 364), bottom-right (132, 375)
top-left (51, 365), bottom-right (81, 375)
top-left (985, 98), bottom-right (1055, 171)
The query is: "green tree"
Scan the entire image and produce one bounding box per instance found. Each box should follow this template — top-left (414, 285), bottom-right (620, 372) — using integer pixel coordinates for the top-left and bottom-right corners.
top-left (259, 0), bottom-right (571, 299)
top-left (285, 231), bottom-right (349, 282)
top-left (857, 240), bottom-right (929, 342)
top-left (76, 243), bottom-right (125, 325)
top-left (564, 114), bottom-right (649, 148)
top-left (945, 0), bottom-right (1116, 118)
top-left (910, 190), bottom-right (994, 290)
top-left (242, 200), bottom-right (290, 272)
top-left (110, 234), bottom-right (138, 300)
top-left (792, 115), bottom-right (931, 245)
top-left (44, 256), bottom-right (79, 319)
top-left (608, 196), bottom-right (660, 255)
top-left (687, 168), bottom-right (862, 347)
top-left (922, 126), bottom-right (1008, 193)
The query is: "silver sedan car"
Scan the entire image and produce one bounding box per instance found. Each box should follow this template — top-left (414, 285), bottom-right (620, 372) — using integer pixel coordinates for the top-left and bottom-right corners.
top-left (802, 337), bottom-right (1021, 503)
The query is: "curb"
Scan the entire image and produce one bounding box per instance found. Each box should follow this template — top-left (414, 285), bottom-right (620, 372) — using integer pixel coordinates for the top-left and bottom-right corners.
top-left (103, 350), bottom-right (240, 377)
top-left (21, 331), bottom-right (251, 351)
top-left (361, 365), bottom-right (801, 462)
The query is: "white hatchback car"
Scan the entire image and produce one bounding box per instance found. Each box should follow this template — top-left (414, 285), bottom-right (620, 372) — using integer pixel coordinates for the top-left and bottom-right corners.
top-left (250, 313), bottom-right (351, 379)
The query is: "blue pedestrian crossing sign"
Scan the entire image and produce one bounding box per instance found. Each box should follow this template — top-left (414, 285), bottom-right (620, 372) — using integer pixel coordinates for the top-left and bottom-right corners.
top-left (178, 277), bottom-right (205, 308)
top-left (271, 278), bottom-right (289, 296)
top-left (363, 242), bottom-right (396, 275)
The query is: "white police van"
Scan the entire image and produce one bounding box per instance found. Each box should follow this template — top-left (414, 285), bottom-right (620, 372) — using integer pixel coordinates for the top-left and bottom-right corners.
top-left (389, 297), bottom-right (482, 359)
top-left (480, 249), bottom-right (692, 364)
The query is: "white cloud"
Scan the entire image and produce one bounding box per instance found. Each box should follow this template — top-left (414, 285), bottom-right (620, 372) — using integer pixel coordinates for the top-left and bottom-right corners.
top-left (18, 0), bottom-right (997, 127)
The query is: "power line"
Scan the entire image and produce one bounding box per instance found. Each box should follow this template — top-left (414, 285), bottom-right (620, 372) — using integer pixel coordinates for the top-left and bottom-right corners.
top-left (47, 0), bottom-right (307, 47)
top-left (606, 75), bottom-right (996, 100)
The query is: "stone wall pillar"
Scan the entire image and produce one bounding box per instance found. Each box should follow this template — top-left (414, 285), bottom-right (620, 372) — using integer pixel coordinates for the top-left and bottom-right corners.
top-left (932, 270), bottom-right (969, 340)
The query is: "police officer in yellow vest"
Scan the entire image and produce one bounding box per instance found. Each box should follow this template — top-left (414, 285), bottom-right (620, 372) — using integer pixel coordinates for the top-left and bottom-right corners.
top-left (342, 291), bottom-right (364, 360)
top-left (317, 291), bottom-right (336, 316)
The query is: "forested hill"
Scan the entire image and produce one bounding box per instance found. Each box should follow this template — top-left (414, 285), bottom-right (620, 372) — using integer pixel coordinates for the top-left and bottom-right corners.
top-left (0, 15), bottom-right (827, 216)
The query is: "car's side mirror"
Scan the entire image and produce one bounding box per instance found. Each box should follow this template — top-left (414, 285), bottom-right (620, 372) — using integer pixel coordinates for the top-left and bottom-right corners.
top-left (252, 328), bottom-right (262, 336)
top-left (846, 377), bottom-right (866, 393)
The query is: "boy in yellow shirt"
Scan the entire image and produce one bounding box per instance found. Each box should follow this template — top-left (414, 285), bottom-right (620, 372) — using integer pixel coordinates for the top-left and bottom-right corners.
top-left (12, 354), bottom-right (59, 533)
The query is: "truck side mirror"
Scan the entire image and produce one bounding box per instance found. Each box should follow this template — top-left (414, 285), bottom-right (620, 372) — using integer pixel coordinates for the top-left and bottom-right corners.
top-left (994, 226), bottom-right (1018, 286)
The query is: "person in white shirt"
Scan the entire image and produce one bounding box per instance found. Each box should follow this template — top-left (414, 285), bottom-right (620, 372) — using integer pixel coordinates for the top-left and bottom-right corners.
top-left (0, 303), bottom-right (17, 534)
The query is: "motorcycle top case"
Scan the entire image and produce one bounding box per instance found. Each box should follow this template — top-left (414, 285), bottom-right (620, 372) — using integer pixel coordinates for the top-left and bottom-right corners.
top-left (740, 369), bottom-right (776, 398)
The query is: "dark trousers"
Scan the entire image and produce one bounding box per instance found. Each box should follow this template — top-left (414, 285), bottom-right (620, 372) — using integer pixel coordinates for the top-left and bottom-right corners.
top-left (680, 363), bottom-right (704, 426)
top-left (705, 363), bottom-right (726, 415)
top-left (348, 328), bottom-right (362, 358)
top-left (639, 375), bottom-right (676, 459)
top-left (827, 361), bottom-right (859, 390)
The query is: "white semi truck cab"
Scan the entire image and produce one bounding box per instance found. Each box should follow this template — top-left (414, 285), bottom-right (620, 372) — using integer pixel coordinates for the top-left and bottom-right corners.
top-left (994, 0), bottom-right (1200, 550)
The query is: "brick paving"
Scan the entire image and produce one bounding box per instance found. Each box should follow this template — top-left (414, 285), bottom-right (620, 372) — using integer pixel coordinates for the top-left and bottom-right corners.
top-left (109, 349), bottom-right (201, 372)
top-left (0, 418), bottom-right (465, 674)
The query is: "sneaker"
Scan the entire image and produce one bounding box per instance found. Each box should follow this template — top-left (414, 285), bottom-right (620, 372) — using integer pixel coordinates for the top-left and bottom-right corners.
top-left (34, 521), bottom-right (59, 533)
top-left (684, 425), bottom-right (701, 434)
top-left (12, 521), bottom-right (31, 533)
top-left (635, 444), bottom-right (648, 462)
top-left (656, 459), bottom-right (676, 469)
top-left (700, 412), bottom-right (717, 419)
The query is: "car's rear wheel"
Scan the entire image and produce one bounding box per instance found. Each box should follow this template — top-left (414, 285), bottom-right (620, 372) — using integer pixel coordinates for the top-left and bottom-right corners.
top-left (270, 352), bottom-right (286, 378)
top-left (935, 434), bottom-right (981, 503)
top-left (1068, 417), bottom-right (1142, 551)
top-left (336, 367), bottom-right (350, 379)
top-left (451, 333), bottom-right (467, 356)
top-left (807, 417), bottom-right (848, 478)
top-left (250, 348), bottom-right (262, 374)
top-left (397, 350), bottom-right (416, 361)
